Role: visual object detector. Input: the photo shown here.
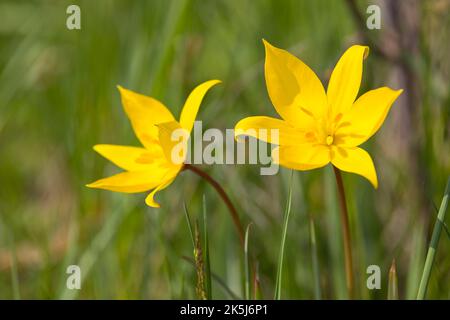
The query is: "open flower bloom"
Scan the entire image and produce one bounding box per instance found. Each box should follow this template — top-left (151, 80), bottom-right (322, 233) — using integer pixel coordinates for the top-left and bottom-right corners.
top-left (235, 40), bottom-right (403, 188)
top-left (87, 80), bottom-right (221, 207)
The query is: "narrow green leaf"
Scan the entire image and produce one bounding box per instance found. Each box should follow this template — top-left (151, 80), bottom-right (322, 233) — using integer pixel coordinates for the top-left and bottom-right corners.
top-left (183, 202), bottom-right (195, 249)
top-left (417, 177), bottom-right (450, 299)
top-left (274, 170), bottom-right (294, 300)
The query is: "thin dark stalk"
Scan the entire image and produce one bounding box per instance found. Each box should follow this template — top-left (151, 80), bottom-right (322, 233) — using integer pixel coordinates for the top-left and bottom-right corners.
top-left (333, 166), bottom-right (354, 299)
top-left (183, 164), bottom-right (245, 247)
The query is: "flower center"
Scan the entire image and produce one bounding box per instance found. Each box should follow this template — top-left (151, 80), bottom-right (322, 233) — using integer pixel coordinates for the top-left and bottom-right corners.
top-left (326, 135), bottom-right (334, 146)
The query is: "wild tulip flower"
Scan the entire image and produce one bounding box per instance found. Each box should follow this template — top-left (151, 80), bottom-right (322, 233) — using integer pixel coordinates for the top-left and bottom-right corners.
top-left (87, 80), bottom-right (220, 208)
top-left (235, 40), bottom-right (403, 298)
top-left (87, 80), bottom-right (245, 245)
top-left (235, 40), bottom-right (402, 188)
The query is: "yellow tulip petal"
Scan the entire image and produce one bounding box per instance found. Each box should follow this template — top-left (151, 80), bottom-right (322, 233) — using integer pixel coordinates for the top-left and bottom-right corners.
top-left (145, 176), bottom-right (177, 208)
top-left (327, 45), bottom-right (369, 116)
top-left (331, 146), bottom-right (378, 188)
top-left (263, 39), bottom-right (327, 128)
top-left (179, 80), bottom-right (221, 132)
top-left (93, 144), bottom-right (165, 171)
top-left (156, 121), bottom-right (189, 165)
top-left (335, 87), bottom-right (403, 147)
top-left (118, 85), bottom-right (175, 149)
top-left (86, 169), bottom-right (169, 193)
top-left (234, 116), bottom-right (308, 146)
top-left (273, 144), bottom-right (330, 171)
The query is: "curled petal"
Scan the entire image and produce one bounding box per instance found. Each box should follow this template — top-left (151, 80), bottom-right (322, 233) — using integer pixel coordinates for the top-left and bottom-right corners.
top-left (179, 80), bottom-right (221, 132)
top-left (273, 144), bottom-right (330, 171)
top-left (335, 87), bottom-right (403, 147)
top-left (145, 176), bottom-right (177, 208)
top-left (327, 45), bottom-right (369, 116)
top-left (234, 116), bottom-right (308, 146)
top-left (331, 146), bottom-right (378, 188)
top-left (263, 39), bottom-right (327, 129)
top-left (118, 86), bottom-right (175, 149)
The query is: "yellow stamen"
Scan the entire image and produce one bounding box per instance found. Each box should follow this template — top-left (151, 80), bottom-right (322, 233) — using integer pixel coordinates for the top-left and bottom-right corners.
top-left (326, 135), bottom-right (334, 146)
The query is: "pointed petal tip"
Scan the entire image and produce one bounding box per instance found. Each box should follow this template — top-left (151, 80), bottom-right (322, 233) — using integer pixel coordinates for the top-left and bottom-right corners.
top-left (387, 87), bottom-right (404, 96)
top-left (262, 38), bottom-right (273, 50)
top-left (363, 46), bottom-right (370, 59)
top-left (92, 144), bottom-right (114, 155)
top-left (350, 45), bottom-right (370, 58)
top-left (92, 144), bottom-right (103, 152)
top-left (262, 39), bottom-right (278, 53)
top-left (200, 79), bottom-right (222, 90)
top-left (85, 182), bottom-right (97, 188)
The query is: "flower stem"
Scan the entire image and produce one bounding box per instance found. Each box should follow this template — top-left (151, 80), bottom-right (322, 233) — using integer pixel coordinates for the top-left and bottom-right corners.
top-left (183, 164), bottom-right (245, 247)
top-left (333, 166), bottom-right (354, 299)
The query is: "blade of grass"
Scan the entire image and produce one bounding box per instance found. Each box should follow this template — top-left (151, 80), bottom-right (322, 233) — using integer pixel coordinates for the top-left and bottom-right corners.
top-left (388, 259), bottom-right (398, 300)
top-left (309, 216), bottom-right (322, 300)
top-left (183, 203), bottom-right (195, 249)
top-left (417, 177), bottom-right (450, 299)
top-left (244, 223), bottom-right (252, 300)
top-left (274, 170), bottom-right (294, 300)
top-left (202, 195), bottom-right (212, 300)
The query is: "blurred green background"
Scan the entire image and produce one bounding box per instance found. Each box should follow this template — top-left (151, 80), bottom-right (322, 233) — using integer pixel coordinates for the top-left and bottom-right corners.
top-left (0, 0), bottom-right (449, 299)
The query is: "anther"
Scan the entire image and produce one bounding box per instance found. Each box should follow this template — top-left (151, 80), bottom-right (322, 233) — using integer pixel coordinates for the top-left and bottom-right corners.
top-left (326, 135), bottom-right (334, 146)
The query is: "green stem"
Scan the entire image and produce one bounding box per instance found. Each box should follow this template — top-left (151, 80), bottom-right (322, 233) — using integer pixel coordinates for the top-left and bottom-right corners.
top-left (333, 166), bottom-right (354, 299)
top-left (417, 177), bottom-right (450, 299)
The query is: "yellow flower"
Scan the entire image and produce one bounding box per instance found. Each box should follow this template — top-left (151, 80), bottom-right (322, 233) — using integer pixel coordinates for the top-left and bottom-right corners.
top-left (235, 40), bottom-right (403, 188)
top-left (87, 80), bottom-right (221, 207)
